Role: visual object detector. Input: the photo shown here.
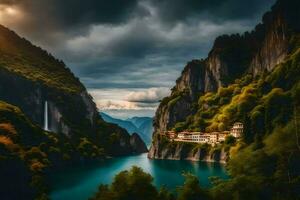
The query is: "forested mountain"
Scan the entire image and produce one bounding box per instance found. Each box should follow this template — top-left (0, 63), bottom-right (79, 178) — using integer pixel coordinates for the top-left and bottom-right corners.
top-left (0, 25), bottom-right (147, 199)
top-left (147, 0), bottom-right (300, 198)
top-left (149, 0), bottom-right (299, 161)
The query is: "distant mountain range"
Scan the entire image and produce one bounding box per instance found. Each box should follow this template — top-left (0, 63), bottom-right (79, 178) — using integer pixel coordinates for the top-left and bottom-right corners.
top-left (100, 112), bottom-right (153, 146)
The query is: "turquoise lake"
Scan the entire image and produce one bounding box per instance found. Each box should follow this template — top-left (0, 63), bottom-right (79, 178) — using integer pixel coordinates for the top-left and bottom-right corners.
top-left (50, 153), bottom-right (228, 200)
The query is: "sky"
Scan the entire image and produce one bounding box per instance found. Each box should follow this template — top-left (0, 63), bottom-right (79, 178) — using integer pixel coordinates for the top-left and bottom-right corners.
top-left (0, 0), bottom-right (276, 119)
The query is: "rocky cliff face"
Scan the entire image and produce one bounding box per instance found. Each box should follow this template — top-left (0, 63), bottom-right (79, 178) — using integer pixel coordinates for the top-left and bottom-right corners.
top-left (148, 138), bottom-right (227, 163)
top-left (0, 68), bottom-right (97, 137)
top-left (149, 0), bottom-right (299, 162)
top-left (130, 133), bottom-right (148, 154)
top-left (249, 1), bottom-right (293, 75)
top-left (105, 126), bottom-right (148, 156)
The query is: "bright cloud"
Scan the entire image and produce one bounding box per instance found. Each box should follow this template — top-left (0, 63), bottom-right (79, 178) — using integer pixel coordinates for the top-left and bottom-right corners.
top-left (125, 87), bottom-right (170, 103)
top-left (88, 87), bottom-right (168, 112)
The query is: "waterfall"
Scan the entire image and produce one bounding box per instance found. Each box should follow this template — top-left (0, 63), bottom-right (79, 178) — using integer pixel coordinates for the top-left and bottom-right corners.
top-left (44, 101), bottom-right (49, 131)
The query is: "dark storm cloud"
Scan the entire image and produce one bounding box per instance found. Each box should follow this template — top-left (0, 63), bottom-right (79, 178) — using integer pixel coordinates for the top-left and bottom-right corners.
top-left (1, 0), bottom-right (276, 49)
top-left (0, 0), bottom-right (147, 44)
top-left (2, 0), bottom-right (275, 39)
top-left (151, 0), bottom-right (275, 23)
top-left (71, 56), bottom-right (184, 89)
top-left (51, 0), bottom-right (141, 27)
top-left (0, 0), bottom-right (18, 5)
top-left (65, 17), bottom-right (256, 92)
top-left (2, 0), bottom-right (142, 27)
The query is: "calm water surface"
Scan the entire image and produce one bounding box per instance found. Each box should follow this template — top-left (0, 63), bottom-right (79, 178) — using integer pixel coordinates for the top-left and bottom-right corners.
top-left (50, 153), bottom-right (228, 200)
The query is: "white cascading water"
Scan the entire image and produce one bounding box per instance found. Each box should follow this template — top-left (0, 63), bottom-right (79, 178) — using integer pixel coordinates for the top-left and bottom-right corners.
top-left (44, 101), bottom-right (49, 131)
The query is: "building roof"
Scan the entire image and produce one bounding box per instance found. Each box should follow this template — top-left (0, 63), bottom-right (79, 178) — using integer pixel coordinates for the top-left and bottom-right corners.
top-left (233, 122), bottom-right (243, 125)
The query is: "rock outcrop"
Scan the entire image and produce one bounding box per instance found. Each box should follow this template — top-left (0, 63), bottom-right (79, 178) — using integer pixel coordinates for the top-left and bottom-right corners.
top-left (0, 68), bottom-right (97, 137)
top-left (148, 138), bottom-right (227, 163)
top-left (130, 133), bottom-right (148, 154)
top-left (149, 0), bottom-right (300, 162)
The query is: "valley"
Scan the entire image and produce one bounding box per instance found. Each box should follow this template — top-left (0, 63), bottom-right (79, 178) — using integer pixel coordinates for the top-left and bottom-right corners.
top-left (0, 0), bottom-right (299, 199)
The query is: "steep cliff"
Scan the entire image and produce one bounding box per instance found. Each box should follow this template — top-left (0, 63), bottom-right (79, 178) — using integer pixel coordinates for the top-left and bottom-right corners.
top-left (149, 0), bottom-right (300, 161)
top-left (0, 68), bottom-right (95, 137)
top-left (148, 136), bottom-right (227, 163)
top-left (0, 24), bottom-right (97, 137)
top-left (0, 24), bottom-right (147, 157)
top-left (249, 0), bottom-right (298, 75)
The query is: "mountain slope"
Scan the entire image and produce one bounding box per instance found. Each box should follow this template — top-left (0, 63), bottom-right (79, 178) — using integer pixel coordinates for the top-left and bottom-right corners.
top-left (0, 24), bottom-right (97, 137)
top-left (0, 24), bottom-right (147, 156)
top-left (127, 117), bottom-right (152, 128)
top-left (100, 112), bottom-right (153, 146)
top-left (152, 0), bottom-right (299, 136)
top-left (0, 25), bottom-right (83, 93)
top-left (137, 119), bottom-right (154, 146)
top-left (127, 116), bottom-right (153, 146)
top-left (149, 0), bottom-right (300, 161)
top-left (149, 0), bottom-right (300, 198)
top-left (0, 25), bottom-right (147, 199)
top-left (100, 112), bottom-right (139, 134)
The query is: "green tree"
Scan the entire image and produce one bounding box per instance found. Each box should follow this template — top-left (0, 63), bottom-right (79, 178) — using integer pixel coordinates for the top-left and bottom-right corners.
top-left (158, 187), bottom-right (175, 200)
top-left (90, 166), bottom-right (159, 200)
top-left (177, 173), bottom-right (208, 200)
top-left (224, 135), bottom-right (236, 145)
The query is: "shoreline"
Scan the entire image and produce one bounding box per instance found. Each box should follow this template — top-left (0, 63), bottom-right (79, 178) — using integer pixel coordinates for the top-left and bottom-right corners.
top-left (147, 155), bottom-right (227, 164)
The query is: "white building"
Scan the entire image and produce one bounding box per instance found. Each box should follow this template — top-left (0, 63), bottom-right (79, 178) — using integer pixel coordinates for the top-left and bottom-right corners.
top-left (230, 122), bottom-right (243, 138)
top-left (210, 132), bottom-right (219, 143)
top-left (192, 133), bottom-right (210, 143)
top-left (177, 131), bottom-right (189, 139)
top-left (164, 131), bottom-right (177, 139)
top-left (175, 132), bottom-right (223, 144)
top-left (218, 131), bottom-right (229, 142)
top-left (167, 122), bottom-right (242, 145)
